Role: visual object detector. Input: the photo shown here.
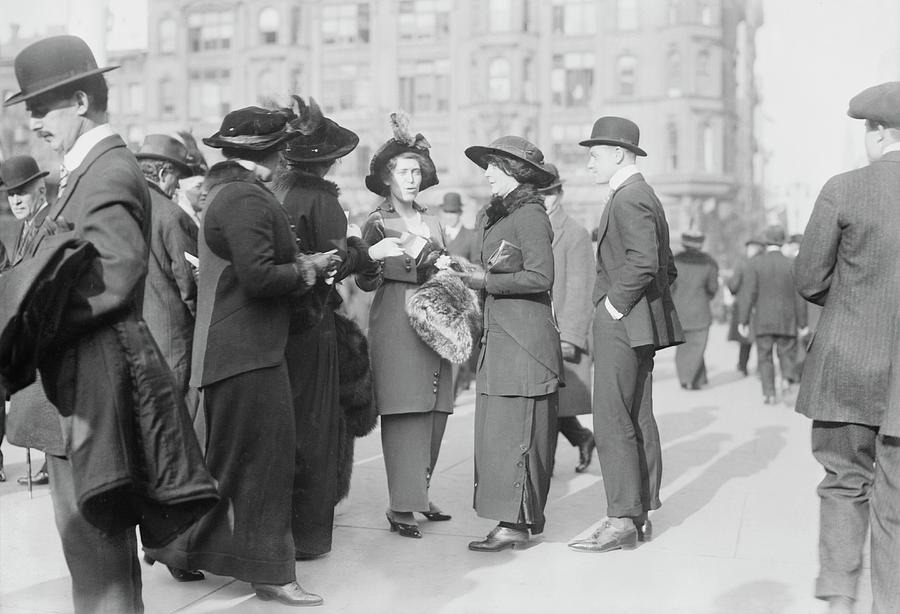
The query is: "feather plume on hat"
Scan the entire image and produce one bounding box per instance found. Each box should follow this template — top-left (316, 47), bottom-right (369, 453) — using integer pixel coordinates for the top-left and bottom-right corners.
top-left (389, 111), bottom-right (431, 149)
top-left (364, 110), bottom-right (439, 195)
top-left (290, 95), bottom-right (325, 136)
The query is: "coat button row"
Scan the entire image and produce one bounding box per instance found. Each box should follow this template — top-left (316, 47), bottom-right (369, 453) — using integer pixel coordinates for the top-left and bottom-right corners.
top-left (514, 482), bottom-right (521, 488)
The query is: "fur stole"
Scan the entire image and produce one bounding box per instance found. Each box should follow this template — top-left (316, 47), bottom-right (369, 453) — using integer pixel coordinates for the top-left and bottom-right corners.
top-left (272, 166), bottom-right (340, 197)
top-left (484, 184), bottom-right (544, 227)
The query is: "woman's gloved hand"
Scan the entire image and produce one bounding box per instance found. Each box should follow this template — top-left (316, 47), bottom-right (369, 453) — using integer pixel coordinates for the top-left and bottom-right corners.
top-left (296, 250), bottom-right (342, 286)
top-left (368, 237), bottom-right (404, 260)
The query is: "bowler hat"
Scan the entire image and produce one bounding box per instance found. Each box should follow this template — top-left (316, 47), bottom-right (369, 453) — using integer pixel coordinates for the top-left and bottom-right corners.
top-left (579, 116), bottom-right (647, 157)
top-left (135, 134), bottom-right (193, 176)
top-left (464, 135), bottom-right (555, 187)
top-left (203, 106), bottom-right (298, 151)
top-left (763, 224), bottom-right (786, 246)
top-left (0, 156), bottom-right (49, 191)
top-left (537, 162), bottom-right (565, 194)
top-left (440, 192), bottom-right (463, 213)
top-left (283, 97), bottom-right (359, 164)
top-left (847, 82), bottom-right (900, 127)
top-left (681, 230), bottom-right (705, 247)
top-left (365, 111), bottom-right (439, 196)
top-left (3, 35), bottom-right (118, 107)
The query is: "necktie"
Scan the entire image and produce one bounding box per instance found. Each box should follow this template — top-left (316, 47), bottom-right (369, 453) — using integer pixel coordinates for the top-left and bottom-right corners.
top-left (15, 221), bottom-right (38, 263)
top-left (57, 164), bottom-right (69, 200)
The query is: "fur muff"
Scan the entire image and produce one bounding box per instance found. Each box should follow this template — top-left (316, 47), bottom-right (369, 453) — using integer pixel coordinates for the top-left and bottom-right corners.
top-left (334, 311), bottom-right (377, 503)
top-left (406, 260), bottom-right (482, 364)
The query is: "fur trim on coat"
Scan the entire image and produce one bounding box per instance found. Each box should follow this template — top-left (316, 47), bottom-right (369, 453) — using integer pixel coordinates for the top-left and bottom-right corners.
top-left (484, 183), bottom-right (544, 227)
top-left (272, 166), bottom-right (340, 198)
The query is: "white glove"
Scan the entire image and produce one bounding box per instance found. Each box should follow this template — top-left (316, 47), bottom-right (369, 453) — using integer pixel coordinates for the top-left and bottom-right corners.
top-left (368, 237), bottom-right (404, 260)
top-left (738, 323), bottom-right (749, 338)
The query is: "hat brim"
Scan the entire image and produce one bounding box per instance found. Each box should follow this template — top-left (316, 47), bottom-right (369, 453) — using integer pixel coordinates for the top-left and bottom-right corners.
top-left (202, 130), bottom-right (297, 151)
top-left (365, 139), bottom-right (439, 196)
top-left (537, 179), bottom-right (565, 194)
top-left (0, 170), bottom-right (49, 191)
top-left (464, 146), bottom-right (556, 186)
top-left (282, 122), bottom-right (360, 163)
top-left (578, 138), bottom-right (647, 157)
top-left (134, 152), bottom-right (192, 177)
top-left (3, 65), bottom-right (119, 107)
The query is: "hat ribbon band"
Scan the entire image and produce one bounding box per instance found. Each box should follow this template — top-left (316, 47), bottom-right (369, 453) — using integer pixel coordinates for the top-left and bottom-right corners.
top-left (21, 64), bottom-right (102, 96)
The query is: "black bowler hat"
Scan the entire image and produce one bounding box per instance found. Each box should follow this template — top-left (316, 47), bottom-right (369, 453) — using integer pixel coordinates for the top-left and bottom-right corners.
top-left (440, 192), bottom-right (463, 213)
top-left (848, 82), bottom-right (900, 126)
top-left (4, 35), bottom-right (118, 107)
top-left (0, 155), bottom-right (49, 191)
top-left (135, 134), bottom-right (193, 176)
top-left (537, 162), bottom-right (565, 193)
top-left (203, 106), bottom-right (298, 151)
top-left (763, 224), bottom-right (786, 246)
top-left (365, 111), bottom-right (439, 196)
top-left (282, 96), bottom-right (359, 164)
top-left (579, 116), bottom-right (647, 157)
top-left (465, 135), bottom-right (555, 187)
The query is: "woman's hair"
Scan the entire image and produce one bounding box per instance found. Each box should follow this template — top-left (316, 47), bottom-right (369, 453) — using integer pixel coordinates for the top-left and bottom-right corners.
top-left (283, 157), bottom-right (334, 178)
top-left (380, 151), bottom-right (427, 186)
top-left (483, 153), bottom-right (546, 186)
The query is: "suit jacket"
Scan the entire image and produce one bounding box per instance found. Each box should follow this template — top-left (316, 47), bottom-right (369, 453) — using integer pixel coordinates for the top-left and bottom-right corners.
top-left (549, 205), bottom-right (593, 415)
top-left (672, 248), bottom-right (719, 331)
top-left (191, 162), bottom-right (305, 388)
top-left (143, 182), bottom-right (197, 397)
top-left (445, 225), bottom-right (481, 263)
top-left (593, 173), bottom-right (683, 350)
top-left (476, 185), bottom-right (562, 397)
top-left (795, 151), bottom-right (900, 427)
top-left (737, 249), bottom-right (806, 337)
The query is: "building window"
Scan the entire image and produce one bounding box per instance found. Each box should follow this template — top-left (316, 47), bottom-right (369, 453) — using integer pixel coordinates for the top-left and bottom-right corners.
top-left (522, 0), bottom-right (531, 32)
top-left (551, 123), bottom-right (590, 165)
top-left (699, 121), bottom-right (715, 171)
top-left (666, 46), bottom-right (682, 97)
top-left (668, 0), bottom-right (679, 24)
top-left (290, 6), bottom-right (302, 44)
top-left (398, 59), bottom-right (450, 113)
top-left (699, 1), bottom-right (713, 25)
top-left (159, 18), bottom-right (176, 53)
top-left (256, 70), bottom-right (277, 102)
top-left (188, 69), bottom-right (231, 119)
top-left (697, 48), bottom-right (711, 94)
top-left (735, 21), bottom-right (747, 99)
top-left (321, 63), bottom-right (370, 112)
top-left (259, 7), bottom-right (279, 44)
top-left (127, 83), bottom-right (143, 114)
top-left (617, 0), bottom-right (638, 30)
top-left (616, 54), bottom-right (637, 96)
top-left (398, 0), bottom-right (450, 41)
top-left (523, 56), bottom-right (535, 102)
top-left (321, 3), bottom-right (370, 45)
top-left (159, 78), bottom-right (176, 117)
top-left (551, 52), bottom-right (594, 107)
top-left (488, 58), bottom-right (511, 101)
top-left (291, 66), bottom-right (304, 93)
top-left (188, 11), bottom-right (234, 52)
top-left (666, 120), bottom-right (679, 170)
top-left (551, 0), bottom-right (597, 35)
top-left (488, 0), bottom-right (512, 32)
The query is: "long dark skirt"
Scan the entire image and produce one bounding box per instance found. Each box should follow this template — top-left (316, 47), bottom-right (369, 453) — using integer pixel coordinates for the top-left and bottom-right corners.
top-left (381, 411), bottom-right (448, 512)
top-left (286, 310), bottom-right (341, 557)
top-left (144, 363), bottom-right (296, 585)
top-left (675, 327), bottom-right (709, 388)
top-left (473, 393), bottom-right (558, 533)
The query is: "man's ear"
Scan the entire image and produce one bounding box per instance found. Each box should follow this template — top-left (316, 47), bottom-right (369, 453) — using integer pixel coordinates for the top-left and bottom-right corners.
top-left (74, 90), bottom-right (90, 117)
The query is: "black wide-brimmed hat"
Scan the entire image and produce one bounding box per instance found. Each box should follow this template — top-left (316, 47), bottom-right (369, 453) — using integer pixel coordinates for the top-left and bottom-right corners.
top-left (203, 106), bottom-right (298, 151)
top-left (134, 134), bottom-right (192, 176)
top-left (464, 135), bottom-right (555, 187)
top-left (4, 35), bottom-right (118, 107)
top-left (537, 162), bottom-right (565, 194)
top-left (365, 112), bottom-right (439, 196)
top-left (579, 116), bottom-right (647, 157)
top-left (282, 96), bottom-right (359, 164)
top-left (0, 155), bottom-right (49, 191)
top-left (848, 81), bottom-right (900, 126)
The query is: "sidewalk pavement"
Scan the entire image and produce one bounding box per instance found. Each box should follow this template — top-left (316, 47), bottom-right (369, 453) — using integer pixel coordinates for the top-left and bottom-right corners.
top-left (0, 323), bottom-right (868, 614)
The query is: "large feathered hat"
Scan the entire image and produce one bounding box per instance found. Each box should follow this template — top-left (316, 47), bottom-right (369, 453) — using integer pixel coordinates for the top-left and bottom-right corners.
top-left (365, 112), bottom-right (438, 196)
top-left (282, 96), bottom-right (359, 163)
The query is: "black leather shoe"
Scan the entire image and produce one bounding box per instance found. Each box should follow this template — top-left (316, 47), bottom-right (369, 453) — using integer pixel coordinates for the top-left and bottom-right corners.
top-left (142, 554), bottom-right (205, 582)
top-left (386, 511), bottom-right (422, 538)
top-left (575, 436), bottom-right (596, 473)
top-left (568, 518), bottom-right (638, 553)
top-left (421, 501), bottom-right (451, 521)
top-left (468, 525), bottom-right (529, 552)
top-left (252, 581), bottom-right (323, 607)
top-left (17, 471), bottom-right (49, 486)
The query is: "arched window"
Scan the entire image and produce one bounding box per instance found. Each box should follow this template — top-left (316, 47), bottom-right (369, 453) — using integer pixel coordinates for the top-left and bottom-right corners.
top-left (700, 121), bottom-right (715, 171)
top-left (159, 18), bottom-right (176, 53)
top-left (699, 1), bottom-right (713, 25)
top-left (617, 54), bottom-right (637, 96)
top-left (488, 58), bottom-right (511, 101)
top-left (259, 7), bottom-right (279, 44)
top-left (666, 46), bottom-right (682, 97)
top-left (667, 120), bottom-right (679, 170)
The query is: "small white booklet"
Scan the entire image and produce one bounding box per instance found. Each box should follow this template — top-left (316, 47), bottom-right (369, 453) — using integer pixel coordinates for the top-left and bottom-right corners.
top-left (184, 252), bottom-right (199, 267)
top-left (398, 232), bottom-right (427, 258)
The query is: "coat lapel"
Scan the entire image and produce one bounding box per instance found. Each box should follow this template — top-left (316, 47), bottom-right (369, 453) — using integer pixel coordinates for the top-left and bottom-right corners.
top-left (596, 173), bottom-right (644, 248)
top-left (47, 135), bottom-right (125, 222)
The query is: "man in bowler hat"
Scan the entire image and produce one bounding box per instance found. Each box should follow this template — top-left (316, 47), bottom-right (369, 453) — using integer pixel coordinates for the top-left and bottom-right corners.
top-left (795, 82), bottom-right (900, 614)
top-left (5, 35), bottom-right (218, 614)
top-left (438, 192), bottom-right (480, 263)
top-left (568, 117), bottom-right (683, 553)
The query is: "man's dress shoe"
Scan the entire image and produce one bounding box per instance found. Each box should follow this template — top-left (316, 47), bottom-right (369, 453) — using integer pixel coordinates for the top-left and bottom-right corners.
top-left (468, 525), bottom-right (529, 552)
top-left (252, 581), bottom-right (323, 607)
top-left (0, 467), bottom-right (5, 482)
top-left (17, 471), bottom-right (49, 486)
top-left (634, 518), bottom-right (653, 542)
top-left (568, 518), bottom-right (638, 553)
top-left (575, 437), bottom-right (596, 473)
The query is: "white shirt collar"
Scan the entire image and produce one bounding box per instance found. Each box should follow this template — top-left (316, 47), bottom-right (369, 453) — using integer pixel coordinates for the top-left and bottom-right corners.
top-left (882, 142), bottom-right (900, 155)
top-left (609, 164), bottom-right (640, 191)
top-left (766, 245), bottom-right (782, 252)
top-left (63, 123), bottom-right (116, 172)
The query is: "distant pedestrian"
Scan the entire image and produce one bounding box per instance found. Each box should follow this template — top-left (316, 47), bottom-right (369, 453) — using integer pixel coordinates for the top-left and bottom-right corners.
top-left (737, 225), bottom-right (807, 404)
top-left (671, 231), bottom-right (719, 390)
top-left (795, 82), bottom-right (900, 614)
top-left (727, 237), bottom-right (764, 375)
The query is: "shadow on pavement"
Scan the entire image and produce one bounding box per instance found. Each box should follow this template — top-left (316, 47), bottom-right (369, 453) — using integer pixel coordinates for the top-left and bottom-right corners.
top-left (711, 579), bottom-right (793, 614)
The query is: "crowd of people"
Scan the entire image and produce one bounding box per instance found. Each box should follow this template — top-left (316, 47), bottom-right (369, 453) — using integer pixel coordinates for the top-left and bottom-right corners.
top-left (0, 34), bottom-right (898, 614)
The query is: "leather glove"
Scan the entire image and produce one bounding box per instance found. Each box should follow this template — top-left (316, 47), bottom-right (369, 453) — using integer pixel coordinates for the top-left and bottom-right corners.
top-left (296, 250), bottom-right (341, 286)
top-left (368, 237), bottom-right (404, 260)
top-left (560, 341), bottom-right (578, 362)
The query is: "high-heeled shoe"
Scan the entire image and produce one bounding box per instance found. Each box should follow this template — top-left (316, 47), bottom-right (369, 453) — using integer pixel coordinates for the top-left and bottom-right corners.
top-left (143, 554), bottom-right (205, 582)
top-left (420, 501), bottom-right (451, 522)
top-left (385, 511), bottom-right (422, 538)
